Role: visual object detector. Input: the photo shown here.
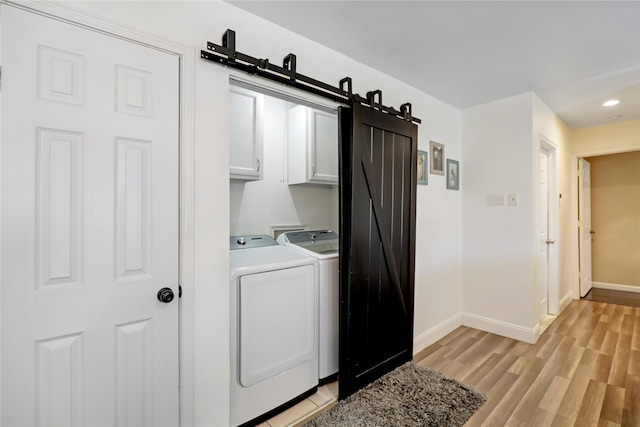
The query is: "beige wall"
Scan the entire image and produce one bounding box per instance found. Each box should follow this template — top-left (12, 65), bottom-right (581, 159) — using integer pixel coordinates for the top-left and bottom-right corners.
top-left (572, 119), bottom-right (640, 156)
top-left (586, 151), bottom-right (640, 287)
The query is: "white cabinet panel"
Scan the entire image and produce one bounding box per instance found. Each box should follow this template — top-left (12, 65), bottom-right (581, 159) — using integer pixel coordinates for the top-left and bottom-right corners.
top-left (229, 85), bottom-right (263, 180)
top-left (287, 105), bottom-right (338, 185)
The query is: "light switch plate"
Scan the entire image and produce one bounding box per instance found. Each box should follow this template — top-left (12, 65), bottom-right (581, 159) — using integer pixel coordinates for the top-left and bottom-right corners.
top-left (487, 194), bottom-right (505, 206)
top-left (508, 193), bottom-right (519, 206)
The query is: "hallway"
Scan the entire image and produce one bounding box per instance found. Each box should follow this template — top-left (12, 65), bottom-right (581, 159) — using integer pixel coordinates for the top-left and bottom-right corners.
top-left (583, 288), bottom-right (640, 309)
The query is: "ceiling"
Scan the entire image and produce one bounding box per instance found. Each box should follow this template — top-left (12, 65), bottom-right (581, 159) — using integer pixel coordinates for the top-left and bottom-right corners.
top-left (227, 1), bottom-right (640, 129)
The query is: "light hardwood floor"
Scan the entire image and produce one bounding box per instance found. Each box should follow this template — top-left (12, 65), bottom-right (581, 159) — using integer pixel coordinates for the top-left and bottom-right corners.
top-left (584, 288), bottom-right (640, 308)
top-left (415, 299), bottom-right (640, 426)
top-left (266, 298), bottom-right (640, 426)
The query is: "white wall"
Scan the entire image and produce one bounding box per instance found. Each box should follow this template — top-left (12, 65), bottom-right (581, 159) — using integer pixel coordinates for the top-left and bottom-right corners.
top-left (461, 93), bottom-right (537, 342)
top-left (413, 103), bottom-right (463, 350)
top-left (230, 95), bottom-right (339, 236)
top-left (461, 93), bottom-right (573, 343)
top-left (55, 1), bottom-right (463, 425)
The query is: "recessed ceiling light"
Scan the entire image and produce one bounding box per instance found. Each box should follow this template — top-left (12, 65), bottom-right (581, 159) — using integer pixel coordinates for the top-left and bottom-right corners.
top-left (603, 99), bottom-right (619, 107)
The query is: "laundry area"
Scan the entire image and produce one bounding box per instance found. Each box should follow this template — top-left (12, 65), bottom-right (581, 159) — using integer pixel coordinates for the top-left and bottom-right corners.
top-left (229, 82), bottom-right (340, 236)
top-left (228, 81), bottom-right (341, 426)
top-left (8, 1), bottom-right (624, 426)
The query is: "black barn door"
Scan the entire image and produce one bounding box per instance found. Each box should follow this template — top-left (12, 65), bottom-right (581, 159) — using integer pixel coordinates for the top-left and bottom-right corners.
top-left (338, 103), bottom-right (418, 399)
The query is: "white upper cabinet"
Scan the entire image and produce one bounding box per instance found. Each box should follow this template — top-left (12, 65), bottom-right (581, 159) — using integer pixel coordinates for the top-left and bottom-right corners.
top-left (229, 85), bottom-right (264, 180)
top-left (287, 105), bottom-right (338, 185)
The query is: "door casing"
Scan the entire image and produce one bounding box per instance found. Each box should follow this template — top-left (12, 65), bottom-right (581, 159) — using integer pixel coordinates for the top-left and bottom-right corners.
top-left (578, 158), bottom-right (593, 297)
top-left (539, 148), bottom-right (550, 319)
top-left (538, 136), bottom-right (559, 318)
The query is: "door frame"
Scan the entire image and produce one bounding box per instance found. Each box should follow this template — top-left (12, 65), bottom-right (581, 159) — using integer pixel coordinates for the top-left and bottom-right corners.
top-left (538, 136), bottom-right (559, 317)
top-left (570, 147), bottom-right (640, 300)
top-left (0, 2), bottom-right (196, 425)
top-left (577, 158), bottom-right (593, 297)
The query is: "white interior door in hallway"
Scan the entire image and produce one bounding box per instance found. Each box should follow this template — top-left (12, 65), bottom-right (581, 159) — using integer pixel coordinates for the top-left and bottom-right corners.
top-left (1, 5), bottom-right (180, 426)
top-left (539, 149), bottom-right (550, 320)
top-left (579, 158), bottom-right (593, 297)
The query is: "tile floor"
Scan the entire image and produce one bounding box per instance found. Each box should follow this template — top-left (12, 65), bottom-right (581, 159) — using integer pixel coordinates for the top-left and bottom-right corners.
top-left (258, 381), bottom-right (338, 427)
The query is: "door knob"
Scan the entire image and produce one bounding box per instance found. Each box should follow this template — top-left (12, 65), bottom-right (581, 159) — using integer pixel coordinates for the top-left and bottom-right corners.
top-left (157, 287), bottom-right (175, 303)
top-left (546, 239), bottom-right (555, 244)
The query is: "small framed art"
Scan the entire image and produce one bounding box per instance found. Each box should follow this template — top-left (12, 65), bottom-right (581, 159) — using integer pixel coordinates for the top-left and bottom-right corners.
top-left (430, 141), bottom-right (444, 175)
top-left (446, 159), bottom-right (459, 190)
top-left (417, 150), bottom-right (428, 185)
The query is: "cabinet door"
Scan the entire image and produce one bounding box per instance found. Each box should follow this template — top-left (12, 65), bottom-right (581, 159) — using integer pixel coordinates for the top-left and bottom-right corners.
top-left (288, 106), bottom-right (338, 185)
top-left (309, 109), bottom-right (339, 184)
top-left (229, 86), bottom-right (263, 180)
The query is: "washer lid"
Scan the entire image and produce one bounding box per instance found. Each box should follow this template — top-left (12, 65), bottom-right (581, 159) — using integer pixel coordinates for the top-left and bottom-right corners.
top-left (293, 240), bottom-right (339, 255)
top-left (279, 229), bottom-right (339, 256)
top-left (282, 229), bottom-right (338, 244)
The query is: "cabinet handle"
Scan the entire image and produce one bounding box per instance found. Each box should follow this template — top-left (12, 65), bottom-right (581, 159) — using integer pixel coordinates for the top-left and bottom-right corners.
top-left (312, 164), bottom-right (316, 177)
top-left (256, 158), bottom-right (260, 173)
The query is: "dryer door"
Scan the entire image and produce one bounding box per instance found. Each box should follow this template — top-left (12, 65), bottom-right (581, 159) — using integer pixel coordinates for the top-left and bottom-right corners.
top-left (239, 265), bottom-right (316, 387)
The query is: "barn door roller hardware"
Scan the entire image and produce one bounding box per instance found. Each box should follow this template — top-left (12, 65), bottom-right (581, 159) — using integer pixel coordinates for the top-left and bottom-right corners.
top-left (201, 29), bottom-right (421, 124)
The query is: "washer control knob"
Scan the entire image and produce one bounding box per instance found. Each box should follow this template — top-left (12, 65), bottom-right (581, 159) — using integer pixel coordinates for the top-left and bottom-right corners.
top-left (237, 237), bottom-right (246, 245)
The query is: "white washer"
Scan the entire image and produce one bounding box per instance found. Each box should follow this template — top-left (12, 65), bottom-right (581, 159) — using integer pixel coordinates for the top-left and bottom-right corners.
top-left (230, 235), bottom-right (319, 427)
top-left (277, 230), bottom-right (339, 382)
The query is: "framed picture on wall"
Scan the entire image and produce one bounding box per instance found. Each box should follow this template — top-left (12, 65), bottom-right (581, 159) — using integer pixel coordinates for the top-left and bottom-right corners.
top-left (417, 150), bottom-right (428, 185)
top-left (446, 159), bottom-right (460, 190)
top-left (429, 140), bottom-right (445, 175)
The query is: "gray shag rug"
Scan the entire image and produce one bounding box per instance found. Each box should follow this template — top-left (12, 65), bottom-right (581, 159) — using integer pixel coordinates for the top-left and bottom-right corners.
top-left (303, 362), bottom-right (485, 427)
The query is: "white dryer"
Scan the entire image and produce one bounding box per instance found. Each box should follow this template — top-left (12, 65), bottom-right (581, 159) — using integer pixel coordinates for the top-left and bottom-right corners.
top-left (230, 235), bottom-right (319, 427)
top-left (277, 230), bottom-right (339, 383)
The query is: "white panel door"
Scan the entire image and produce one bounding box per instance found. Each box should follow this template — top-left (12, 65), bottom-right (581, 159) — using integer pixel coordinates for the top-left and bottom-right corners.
top-left (539, 150), bottom-right (550, 319)
top-left (579, 158), bottom-right (593, 297)
top-left (1, 6), bottom-right (179, 426)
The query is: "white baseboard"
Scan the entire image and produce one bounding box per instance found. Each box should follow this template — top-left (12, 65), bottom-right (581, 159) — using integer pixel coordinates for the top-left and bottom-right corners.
top-left (413, 313), bottom-right (462, 355)
top-left (593, 282), bottom-right (640, 294)
top-left (558, 291), bottom-right (573, 312)
top-left (461, 312), bottom-right (538, 344)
